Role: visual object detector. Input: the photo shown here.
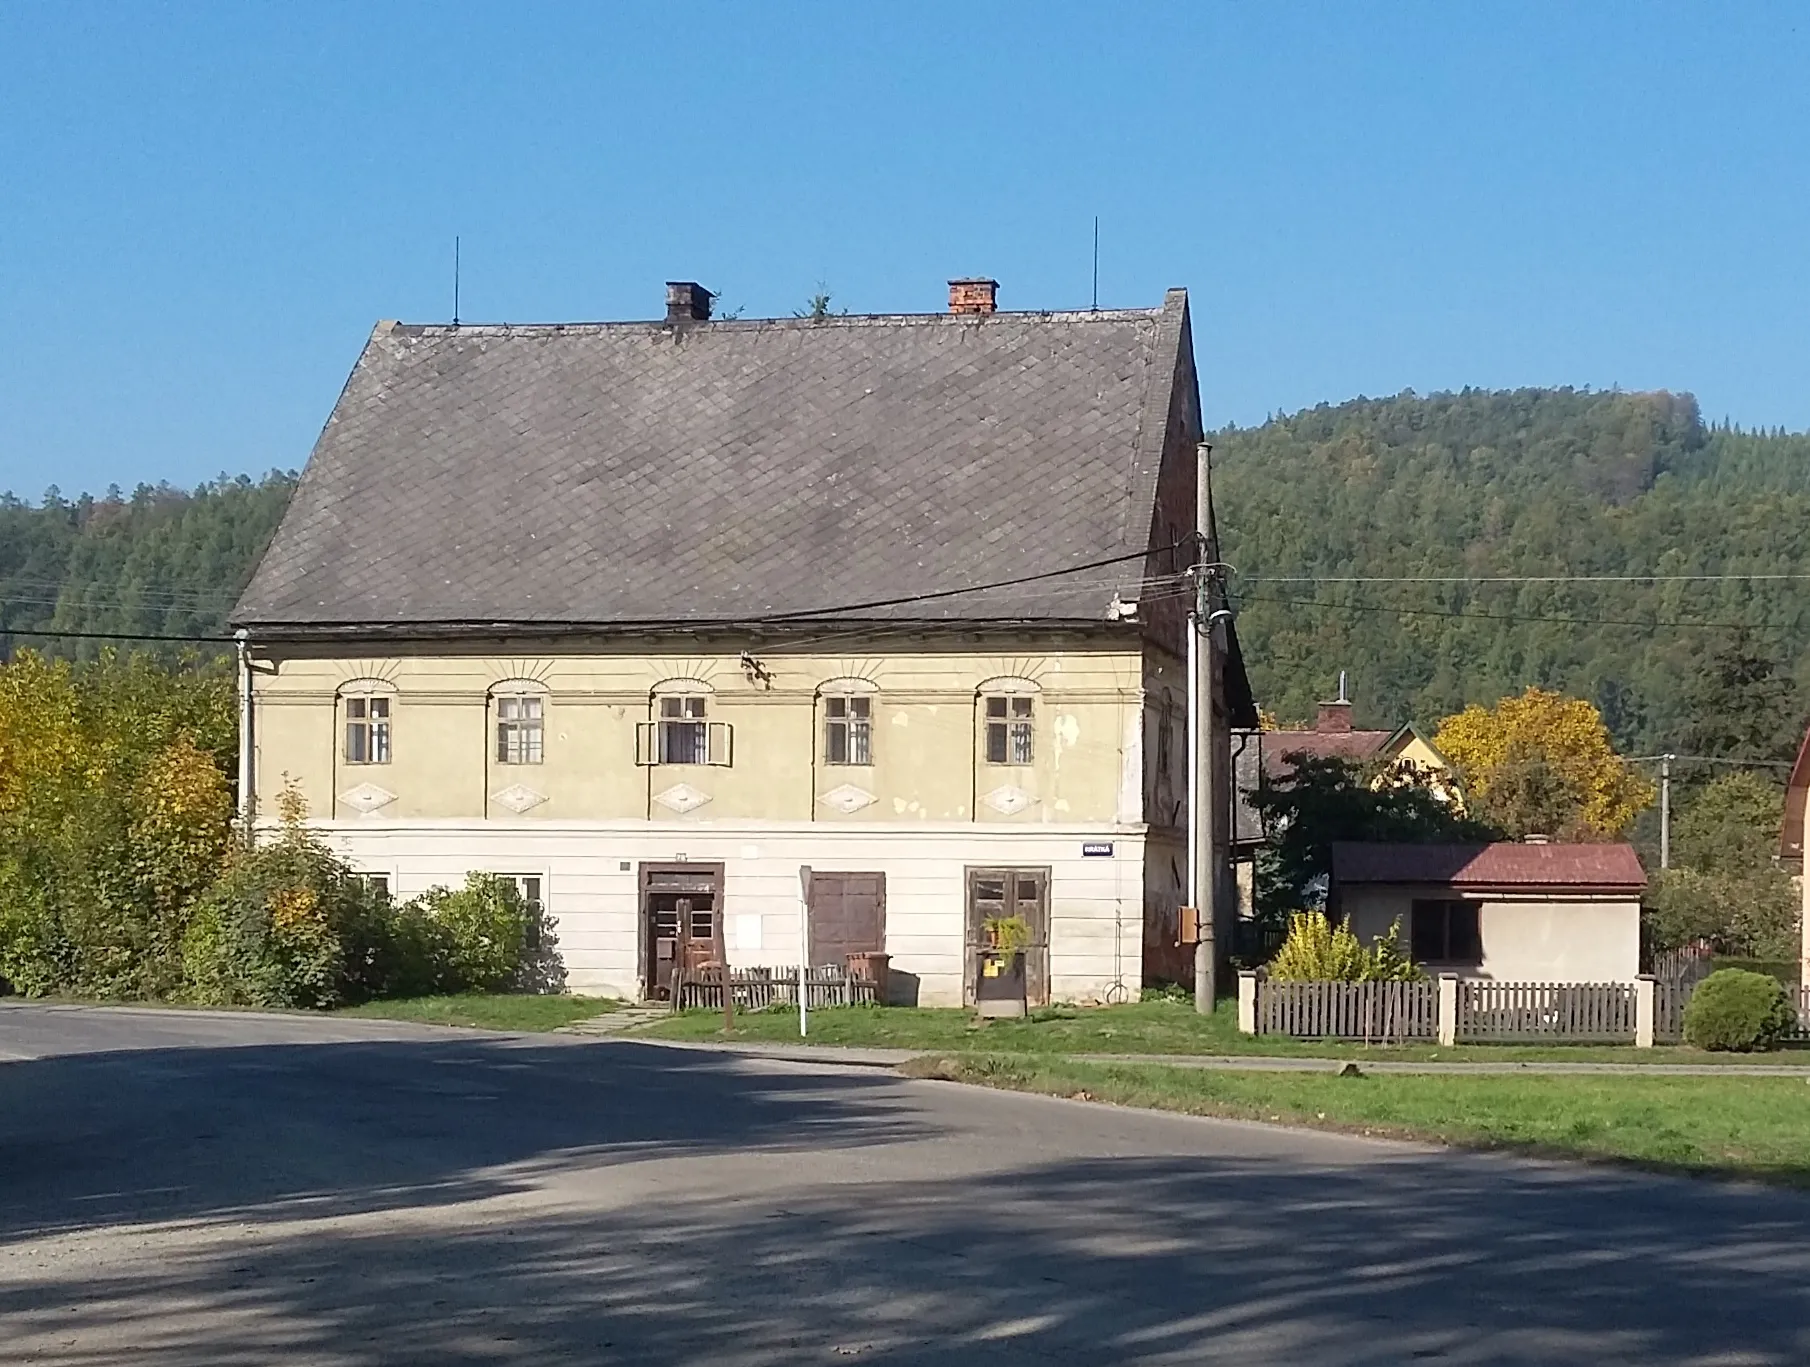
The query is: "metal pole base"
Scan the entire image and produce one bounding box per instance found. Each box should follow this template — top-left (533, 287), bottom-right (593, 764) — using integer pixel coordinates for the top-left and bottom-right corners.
top-left (1194, 940), bottom-right (1215, 1015)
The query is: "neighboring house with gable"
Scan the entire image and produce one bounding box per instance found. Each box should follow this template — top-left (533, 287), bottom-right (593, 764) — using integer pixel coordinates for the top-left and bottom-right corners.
top-left (1330, 841), bottom-right (1647, 982)
top-left (231, 277), bottom-right (1256, 1007)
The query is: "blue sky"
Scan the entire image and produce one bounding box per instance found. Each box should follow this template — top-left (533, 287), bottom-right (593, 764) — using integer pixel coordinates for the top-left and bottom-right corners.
top-left (2, 1), bottom-right (1806, 498)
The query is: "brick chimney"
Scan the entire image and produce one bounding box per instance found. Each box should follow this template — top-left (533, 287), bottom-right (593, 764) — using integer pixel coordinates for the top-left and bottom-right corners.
top-left (1315, 669), bottom-right (1353, 732)
top-left (1315, 701), bottom-right (1353, 734)
top-left (665, 281), bottom-right (713, 323)
top-left (948, 278), bottom-right (998, 315)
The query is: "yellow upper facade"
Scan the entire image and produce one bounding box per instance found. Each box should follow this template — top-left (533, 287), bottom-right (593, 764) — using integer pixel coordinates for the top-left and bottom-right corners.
top-left (254, 636), bottom-right (1166, 827)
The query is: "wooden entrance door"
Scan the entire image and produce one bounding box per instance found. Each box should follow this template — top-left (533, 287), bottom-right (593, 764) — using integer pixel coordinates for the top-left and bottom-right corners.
top-left (640, 863), bottom-right (725, 1001)
top-left (806, 871), bottom-right (886, 968)
top-left (964, 867), bottom-right (1050, 1006)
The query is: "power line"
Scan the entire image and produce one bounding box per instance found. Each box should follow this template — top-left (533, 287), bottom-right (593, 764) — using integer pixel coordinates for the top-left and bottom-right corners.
top-left (1236, 591), bottom-right (1800, 633)
top-left (1245, 573), bottom-right (1810, 585)
top-left (0, 624), bottom-right (233, 644)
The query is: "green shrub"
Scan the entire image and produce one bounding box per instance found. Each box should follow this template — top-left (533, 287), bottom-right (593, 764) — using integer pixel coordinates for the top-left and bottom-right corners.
top-left (409, 874), bottom-right (530, 993)
top-left (1682, 969), bottom-right (1799, 1052)
top-left (181, 809), bottom-right (378, 1010)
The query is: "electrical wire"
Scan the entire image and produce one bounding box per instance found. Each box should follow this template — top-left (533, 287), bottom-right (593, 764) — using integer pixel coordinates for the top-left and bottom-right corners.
top-left (1235, 591), bottom-right (1801, 634)
top-left (1245, 572), bottom-right (1810, 585)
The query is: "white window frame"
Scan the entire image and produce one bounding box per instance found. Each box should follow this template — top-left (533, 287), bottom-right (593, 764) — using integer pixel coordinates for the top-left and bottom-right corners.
top-left (823, 693), bottom-right (874, 766)
top-left (636, 692), bottom-right (732, 766)
top-left (342, 690), bottom-right (393, 765)
top-left (494, 691), bottom-right (545, 765)
top-left (983, 694), bottom-right (1035, 765)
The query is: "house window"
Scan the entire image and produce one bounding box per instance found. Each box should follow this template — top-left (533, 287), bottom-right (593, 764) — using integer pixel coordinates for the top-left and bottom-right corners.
top-left (1157, 701), bottom-right (1173, 777)
top-left (344, 696), bottom-right (391, 764)
top-left (501, 874), bottom-right (545, 948)
top-left (352, 871), bottom-right (391, 901)
top-left (985, 696), bottom-right (1034, 764)
top-left (1410, 899), bottom-right (1482, 965)
top-left (824, 695), bottom-right (872, 765)
top-left (495, 694), bottom-right (544, 764)
top-left (659, 696), bottom-right (708, 764)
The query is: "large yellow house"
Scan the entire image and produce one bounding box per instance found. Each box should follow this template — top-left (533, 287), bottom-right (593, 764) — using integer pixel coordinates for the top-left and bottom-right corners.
top-left (232, 279), bottom-right (1254, 1006)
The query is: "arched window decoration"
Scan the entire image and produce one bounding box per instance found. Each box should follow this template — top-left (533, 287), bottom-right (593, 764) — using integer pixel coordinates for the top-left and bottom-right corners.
top-left (491, 681), bottom-right (548, 766)
top-left (818, 678), bottom-right (878, 766)
top-left (338, 681), bottom-right (396, 765)
top-left (638, 680), bottom-right (730, 766)
top-left (977, 677), bottom-right (1040, 766)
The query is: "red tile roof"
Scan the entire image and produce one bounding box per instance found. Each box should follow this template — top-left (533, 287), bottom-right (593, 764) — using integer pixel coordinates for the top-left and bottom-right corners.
top-left (1260, 729), bottom-right (1395, 779)
top-left (1330, 842), bottom-right (1647, 892)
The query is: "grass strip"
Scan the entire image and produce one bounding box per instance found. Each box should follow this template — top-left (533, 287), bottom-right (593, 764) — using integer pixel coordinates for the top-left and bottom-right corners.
top-left (901, 1053), bottom-right (1810, 1189)
top-left (334, 993), bottom-right (621, 1032)
top-left (639, 1000), bottom-right (1810, 1066)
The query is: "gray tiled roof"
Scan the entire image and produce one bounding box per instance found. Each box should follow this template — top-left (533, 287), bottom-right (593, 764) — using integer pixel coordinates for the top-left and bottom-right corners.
top-left (234, 292), bottom-right (1192, 632)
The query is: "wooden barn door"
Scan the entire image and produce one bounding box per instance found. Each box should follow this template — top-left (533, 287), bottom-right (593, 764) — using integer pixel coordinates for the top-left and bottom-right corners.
top-left (806, 871), bottom-right (886, 968)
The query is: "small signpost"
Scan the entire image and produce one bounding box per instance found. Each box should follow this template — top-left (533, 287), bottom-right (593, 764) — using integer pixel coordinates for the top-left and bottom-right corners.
top-left (798, 865), bottom-right (812, 1038)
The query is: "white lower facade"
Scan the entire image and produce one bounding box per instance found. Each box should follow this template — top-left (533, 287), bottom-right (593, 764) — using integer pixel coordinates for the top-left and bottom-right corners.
top-left (312, 819), bottom-right (1149, 1007)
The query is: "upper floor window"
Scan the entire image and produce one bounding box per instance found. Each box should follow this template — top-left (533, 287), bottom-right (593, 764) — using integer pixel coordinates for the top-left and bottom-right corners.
top-left (824, 695), bottom-right (872, 765)
top-left (344, 695), bottom-right (391, 764)
top-left (660, 695), bottom-right (708, 764)
top-left (495, 694), bottom-right (544, 765)
top-left (985, 695), bottom-right (1034, 765)
top-left (1157, 698), bottom-right (1174, 777)
top-left (637, 689), bottom-right (732, 766)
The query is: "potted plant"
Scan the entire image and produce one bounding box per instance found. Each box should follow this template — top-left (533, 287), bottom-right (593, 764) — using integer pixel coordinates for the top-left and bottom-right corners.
top-left (975, 914), bottom-right (1031, 1018)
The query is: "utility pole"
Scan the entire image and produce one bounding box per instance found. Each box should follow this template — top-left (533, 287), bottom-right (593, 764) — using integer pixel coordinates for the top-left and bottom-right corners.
top-left (1191, 440), bottom-right (1220, 1015)
top-left (1659, 753), bottom-right (1673, 869)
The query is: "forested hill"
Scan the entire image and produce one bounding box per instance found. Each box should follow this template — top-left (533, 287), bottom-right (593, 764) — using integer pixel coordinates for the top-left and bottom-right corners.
top-left (1214, 388), bottom-right (1810, 758)
top-left (7, 387), bottom-right (1810, 760)
top-left (0, 475), bottom-right (296, 653)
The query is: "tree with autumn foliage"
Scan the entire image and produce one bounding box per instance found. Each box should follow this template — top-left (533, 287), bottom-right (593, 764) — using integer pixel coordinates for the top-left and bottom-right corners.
top-left (0, 649), bottom-right (236, 997)
top-left (1432, 687), bottom-right (1654, 840)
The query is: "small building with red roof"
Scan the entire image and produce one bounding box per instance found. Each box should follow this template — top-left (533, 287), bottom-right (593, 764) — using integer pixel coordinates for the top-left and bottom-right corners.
top-left (1330, 841), bottom-right (1648, 982)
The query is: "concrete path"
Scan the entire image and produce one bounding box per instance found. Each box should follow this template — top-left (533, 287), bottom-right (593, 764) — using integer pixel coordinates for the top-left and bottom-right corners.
top-left (620, 1034), bottom-right (1810, 1076)
top-left (3, 1003), bottom-right (1809, 1364)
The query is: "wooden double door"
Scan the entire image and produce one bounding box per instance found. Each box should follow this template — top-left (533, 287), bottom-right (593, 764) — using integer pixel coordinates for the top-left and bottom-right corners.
top-left (805, 871), bottom-right (886, 967)
top-left (964, 867), bottom-right (1050, 1006)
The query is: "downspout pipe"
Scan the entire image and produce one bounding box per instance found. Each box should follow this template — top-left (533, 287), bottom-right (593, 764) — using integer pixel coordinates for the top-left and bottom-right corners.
top-left (235, 628), bottom-right (254, 842)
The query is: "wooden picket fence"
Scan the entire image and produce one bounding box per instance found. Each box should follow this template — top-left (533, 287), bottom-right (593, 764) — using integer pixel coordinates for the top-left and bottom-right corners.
top-left (1457, 980), bottom-right (1636, 1042)
top-left (677, 964), bottom-right (877, 1011)
top-left (1256, 979), bottom-right (1438, 1042)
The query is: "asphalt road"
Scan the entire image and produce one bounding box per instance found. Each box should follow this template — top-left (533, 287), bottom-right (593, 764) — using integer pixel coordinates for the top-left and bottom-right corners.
top-left (2, 1004), bottom-right (1808, 1365)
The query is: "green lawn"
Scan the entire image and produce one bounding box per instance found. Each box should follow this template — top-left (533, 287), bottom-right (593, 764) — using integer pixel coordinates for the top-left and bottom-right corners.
top-left (903, 1053), bottom-right (1810, 1187)
top-left (334, 993), bottom-right (622, 1031)
top-left (638, 998), bottom-right (1810, 1065)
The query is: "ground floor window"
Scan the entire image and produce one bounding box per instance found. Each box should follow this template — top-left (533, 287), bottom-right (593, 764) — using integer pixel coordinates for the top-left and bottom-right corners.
top-left (1410, 898), bottom-right (1481, 965)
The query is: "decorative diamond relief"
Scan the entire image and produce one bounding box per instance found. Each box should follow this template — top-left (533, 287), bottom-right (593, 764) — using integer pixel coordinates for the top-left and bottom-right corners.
top-left (981, 784), bottom-right (1034, 815)
top-left (339, 782), bottom-right (397, 815)
top-left (492, 784), bottom-right (547, 814)
top-left (653, 783), bottom-right (712, 814)
top-left (818, 783), bottom-right (877, 814)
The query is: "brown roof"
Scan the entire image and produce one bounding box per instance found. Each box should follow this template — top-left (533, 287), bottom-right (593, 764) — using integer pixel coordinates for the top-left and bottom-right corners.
top-left (1260, 729), bottom-right (1395, 780)
top-left (1330, 842), bottom-right (1647, 893)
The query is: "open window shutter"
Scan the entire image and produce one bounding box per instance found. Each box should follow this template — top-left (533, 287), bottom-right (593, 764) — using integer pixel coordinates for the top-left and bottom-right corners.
top-left (708, 721), bottom-right (733, 767)
top-left (635, 721), bottom-right (657, 766)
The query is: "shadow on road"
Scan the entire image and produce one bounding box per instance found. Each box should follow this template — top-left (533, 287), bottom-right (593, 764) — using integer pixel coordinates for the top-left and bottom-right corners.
top-left (0, 1036), bottom-right (923, 1237)
top-left (3, 1033), bottom-right (1810, 1363)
